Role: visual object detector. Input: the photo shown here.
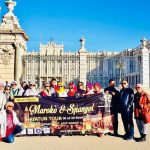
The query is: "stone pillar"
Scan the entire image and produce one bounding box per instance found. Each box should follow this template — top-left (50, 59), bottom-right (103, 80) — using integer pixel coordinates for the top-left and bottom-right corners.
top-left (0, 0), bottom-right (28, 83)
top-left (78, 36), bottom-right (87, 85)
top-left (14, 42), bottom-right (22, 84)
top-left (140, 38), bottom-right (150, 88)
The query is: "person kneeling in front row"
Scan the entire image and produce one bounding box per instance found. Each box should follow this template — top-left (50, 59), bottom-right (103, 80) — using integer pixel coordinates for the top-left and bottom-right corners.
top-left (0, 102), bottom-right (23, 143)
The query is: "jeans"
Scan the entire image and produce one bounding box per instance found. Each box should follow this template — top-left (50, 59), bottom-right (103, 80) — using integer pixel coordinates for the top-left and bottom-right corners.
top-left (121, 110), bottom-right (134, 137)
top-left (2, 125), bottom-right (23, 143)
top-left (136, 119), bottom-right (148, 135)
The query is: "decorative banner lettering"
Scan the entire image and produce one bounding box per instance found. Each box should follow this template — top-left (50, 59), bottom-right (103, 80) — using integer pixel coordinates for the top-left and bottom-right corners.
top-left (14, 94), bottom-right (114, 136)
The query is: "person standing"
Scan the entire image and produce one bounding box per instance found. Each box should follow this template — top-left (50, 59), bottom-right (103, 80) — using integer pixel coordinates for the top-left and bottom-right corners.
top-left (67, 83), bottom-right (77, 97)
top-left (75, 82), bottom-right (86, 98)
top-left (119, 79), bottom-right (134, 140)
top-left (4, 85), bottom-right (11, 102)
top-left (86, 83), bottom-right (94, 95)
top-left (10, 81), bottom-right (19, 100)
top-left (50, 78), bottom-right (57, 97)
top-left (18, 81), bottom-right (29, 96)
top-left (24, 82), bottom-right (39, 96)
top-left (41, 82), bottom-right (51, 97)
top-left (104, 79), bottom-right (120, 136)
top-left (0, 82), bottom-right (6, 111)
top-left (134, 84), bottom-right (150, 142)
top-left (56, 82), bottom-right (67, 97)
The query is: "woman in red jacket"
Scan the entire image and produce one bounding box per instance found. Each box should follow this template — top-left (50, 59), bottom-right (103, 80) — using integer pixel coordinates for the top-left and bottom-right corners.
top-left (134, 84), bottom-right (150, 142)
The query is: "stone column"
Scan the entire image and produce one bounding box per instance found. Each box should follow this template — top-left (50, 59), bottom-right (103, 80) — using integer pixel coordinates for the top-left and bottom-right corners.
top-left (78, 36), bottom-right (87, 85)
top-left (140, 38), bottom-right (150, 88)
top-left (14, 42), bottom-right (22, 84)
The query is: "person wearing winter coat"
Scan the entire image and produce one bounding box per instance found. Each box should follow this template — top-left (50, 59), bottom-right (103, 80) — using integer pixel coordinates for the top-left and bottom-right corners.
top-left (0, 102), bottom-right (23, 143)
top-left (24, 82), bottom-right (39, 96)
top-left (134, 84), bottom-right (150, 142)
top-left (119, 79), bottom-right (134, 140)
top-left (10, 81), bottom-right (19, 100)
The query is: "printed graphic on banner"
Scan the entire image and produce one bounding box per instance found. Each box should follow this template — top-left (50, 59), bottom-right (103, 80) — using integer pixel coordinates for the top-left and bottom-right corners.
top-left (14, 94), bottom-right (113, 136)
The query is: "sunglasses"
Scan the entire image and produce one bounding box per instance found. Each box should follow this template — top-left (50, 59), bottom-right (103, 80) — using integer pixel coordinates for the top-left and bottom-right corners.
top-left (136, 87), bottom-right (141, 89)
top-left (58, 86), bottom-right (62, 87)
top-left (121, 82), bottom-right (127, 85)
top-left (7, 105), bottom-right (14, 108)
top-left (30, 84), bottom-right (35, 86)
top-left (12, 84), bottom-right (17, 85)
top-left (6, 89), bottom-right (10, 90)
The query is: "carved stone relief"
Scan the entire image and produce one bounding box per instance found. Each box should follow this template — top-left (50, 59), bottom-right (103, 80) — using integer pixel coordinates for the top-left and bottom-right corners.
top-left (0, 45), bottom-right (14, 65)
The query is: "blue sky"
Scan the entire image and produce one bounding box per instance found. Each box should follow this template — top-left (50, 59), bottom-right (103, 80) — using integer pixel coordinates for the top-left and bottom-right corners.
top-left (0, 0), bottom-right (150, 52)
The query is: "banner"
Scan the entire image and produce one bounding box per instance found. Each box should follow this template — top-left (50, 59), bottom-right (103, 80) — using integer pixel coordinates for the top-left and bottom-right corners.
top-left (14, 94), bottom-right (113, 136)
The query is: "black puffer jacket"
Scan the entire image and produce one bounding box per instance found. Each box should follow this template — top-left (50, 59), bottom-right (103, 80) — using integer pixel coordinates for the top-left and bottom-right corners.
top-left (119, 87), bottom-right (134, 112)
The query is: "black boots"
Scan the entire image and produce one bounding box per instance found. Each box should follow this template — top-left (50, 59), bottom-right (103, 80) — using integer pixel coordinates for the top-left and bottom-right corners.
top-left (136, 134), bottom-right (146, 142)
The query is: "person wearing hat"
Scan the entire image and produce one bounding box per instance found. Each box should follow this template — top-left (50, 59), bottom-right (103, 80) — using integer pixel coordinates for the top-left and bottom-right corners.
top-left (56, 82), bottom-right (67, 97)
top-left (41, 82), bottom-right (51, 97)
top-left (0, 102), bottom-right (23, 143)
top-left (24, 82), bottom-right (39, 96)
top-left (0, 82), bottom-right (6, 111)
top-left (134, 84), bottom-right (150, 142)
top-left (10, 81), bottom-right (19, 100)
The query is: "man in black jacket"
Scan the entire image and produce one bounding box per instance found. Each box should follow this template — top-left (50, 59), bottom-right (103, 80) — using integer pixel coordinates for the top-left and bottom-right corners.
top-left (104, 79), bottom-right (120, 136)
top-left (119, 79), bottom-right (134, 140)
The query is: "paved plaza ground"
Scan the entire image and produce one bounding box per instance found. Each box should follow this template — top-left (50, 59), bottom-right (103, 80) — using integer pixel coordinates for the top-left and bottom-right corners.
top-left (0, 115), bottom-right (150, 150)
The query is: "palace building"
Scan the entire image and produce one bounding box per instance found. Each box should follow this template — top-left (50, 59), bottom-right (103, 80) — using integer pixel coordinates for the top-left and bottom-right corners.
top-left (0, 0), bottom-right (150, 88)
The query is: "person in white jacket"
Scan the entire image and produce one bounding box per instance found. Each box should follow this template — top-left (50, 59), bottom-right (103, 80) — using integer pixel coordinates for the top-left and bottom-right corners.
top-left (0, 82), bottom-right (6, 111)
top-left (24, 82), bottom-right (39, 96)
top-left (0, 102), bottom-right (23, 143)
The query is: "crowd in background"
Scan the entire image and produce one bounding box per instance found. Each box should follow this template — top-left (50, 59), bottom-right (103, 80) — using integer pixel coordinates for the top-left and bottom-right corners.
top-left (0, 77), bottom-right (150, 143)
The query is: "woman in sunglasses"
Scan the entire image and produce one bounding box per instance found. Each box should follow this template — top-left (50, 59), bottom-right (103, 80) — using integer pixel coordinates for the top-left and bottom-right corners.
top-left (24, 82), bottom-right (39, 96)
top-left (10, 81), bottom-right (19, 100)
top-left (119, 79), bottom-right (134, 141)
top-left (0, 102), bottom-right (23, 143)
top-left (56, 82), bottom-right (67, 97)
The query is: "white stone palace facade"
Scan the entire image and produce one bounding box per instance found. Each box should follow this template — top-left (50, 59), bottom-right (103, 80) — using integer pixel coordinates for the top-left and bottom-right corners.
top-left (0, 0), bottom-right (150, 88)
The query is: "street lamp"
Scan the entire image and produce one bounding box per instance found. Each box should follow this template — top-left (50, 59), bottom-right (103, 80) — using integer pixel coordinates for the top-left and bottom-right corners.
top-left (116, 60), bottom-right (125, 84)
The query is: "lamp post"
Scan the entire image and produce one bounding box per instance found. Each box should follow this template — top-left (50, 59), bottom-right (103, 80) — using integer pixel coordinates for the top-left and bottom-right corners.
top-left (116, 60), bottom-right (125, 85)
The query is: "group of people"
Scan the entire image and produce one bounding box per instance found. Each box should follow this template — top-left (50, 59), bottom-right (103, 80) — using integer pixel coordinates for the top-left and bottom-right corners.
top-left (0, 77), bottom-right (150, 143)
top-left (104, 79), bottom-right (150, 142)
